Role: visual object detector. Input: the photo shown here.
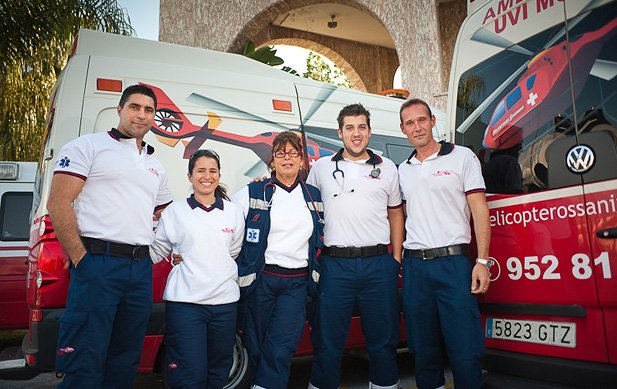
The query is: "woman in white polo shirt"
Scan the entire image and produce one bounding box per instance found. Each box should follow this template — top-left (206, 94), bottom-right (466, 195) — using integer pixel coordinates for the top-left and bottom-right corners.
top-left (150, 149), bottom-right (245, 389)
top-left (233, 131), bottom-right (324, 389)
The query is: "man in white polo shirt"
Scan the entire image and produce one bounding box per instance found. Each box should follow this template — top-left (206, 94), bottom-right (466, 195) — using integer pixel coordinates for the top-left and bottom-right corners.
top-left (47, 84), bottom-right (172, 388)
top-left (307, 103), bottom-right (404, 389)
top-left (398, 98), bottom-right (491, 389)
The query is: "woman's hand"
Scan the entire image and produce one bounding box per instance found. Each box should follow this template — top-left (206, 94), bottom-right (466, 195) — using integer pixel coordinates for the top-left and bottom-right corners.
top-left (172, 253), bottom-right (184, 266)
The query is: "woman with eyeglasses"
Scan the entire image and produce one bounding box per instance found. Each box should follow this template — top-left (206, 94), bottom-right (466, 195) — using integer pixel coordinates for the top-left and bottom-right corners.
top-left (233, 131), bottom-right (324, 389)
top-left (149, 149), bottom-right (245, 389)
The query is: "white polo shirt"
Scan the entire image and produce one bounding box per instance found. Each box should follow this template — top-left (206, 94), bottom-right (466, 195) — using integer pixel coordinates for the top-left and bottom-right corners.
top-left (398, 142), bottom-right (485, 250)
top-left (53, 129), bottom-right (172, 245)
top-left (232, 179), bottom-right (313, 269)
top-left (307, 149), bottom-right (402, 247)
top-left (150, 196), bottom-right (245, 305)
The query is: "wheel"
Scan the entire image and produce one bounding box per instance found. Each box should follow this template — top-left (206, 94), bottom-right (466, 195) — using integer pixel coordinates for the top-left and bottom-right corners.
top-left (224, 334), bottom-right (251, 389)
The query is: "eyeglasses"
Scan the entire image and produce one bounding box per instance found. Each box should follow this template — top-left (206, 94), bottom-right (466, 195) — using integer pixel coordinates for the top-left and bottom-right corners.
top-left (273, 150), bottom-right (301, 158)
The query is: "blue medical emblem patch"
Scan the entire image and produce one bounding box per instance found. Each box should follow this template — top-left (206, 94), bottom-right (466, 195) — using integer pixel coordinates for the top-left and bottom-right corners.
top-left (58, 157), bottom-right (70, 168)
top-left (247, 228), bottom-right (260, 243)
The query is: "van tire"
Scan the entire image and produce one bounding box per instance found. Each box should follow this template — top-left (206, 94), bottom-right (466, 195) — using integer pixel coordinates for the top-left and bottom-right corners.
top-left (224, 334), bottom-right (251, 389)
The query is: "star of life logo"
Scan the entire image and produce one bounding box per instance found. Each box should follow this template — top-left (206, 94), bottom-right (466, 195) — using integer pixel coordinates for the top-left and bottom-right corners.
top-left (247, 228), bottom-right (260, 243)
top-left (58, 157), bottom-right (70, 168)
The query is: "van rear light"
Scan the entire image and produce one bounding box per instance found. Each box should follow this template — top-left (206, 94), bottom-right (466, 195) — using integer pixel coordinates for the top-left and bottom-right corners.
top-left (0, 162), bottom-right (19, 180)
top-left (25, 354), bottom-right (35, 366)
top-left (97, 78), bottom-right (123, 92)
top-left (31, 309), bottom-right (43, 322)
top-left (36, 271), bottom-right (43, 288)
top-left (31, 216), bottom-right (71, 308)
top-left (272, 99), bottom-right (292, 112)
top-left (38, 216), bottom-right (54, 238)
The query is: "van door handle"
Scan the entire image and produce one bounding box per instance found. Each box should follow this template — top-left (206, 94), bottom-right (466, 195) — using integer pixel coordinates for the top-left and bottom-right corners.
top-left (596, 228), bottom-right (617, 239)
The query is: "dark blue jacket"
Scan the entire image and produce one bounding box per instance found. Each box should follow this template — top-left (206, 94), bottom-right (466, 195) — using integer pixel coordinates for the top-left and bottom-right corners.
top-left (236, 177), bottom-right (324, 297)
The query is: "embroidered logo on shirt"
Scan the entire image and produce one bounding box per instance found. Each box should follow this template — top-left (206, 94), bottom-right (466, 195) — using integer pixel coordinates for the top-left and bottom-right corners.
top-left (247, 228), bottom-right (260, 243)
top-left (222, 228), bottom-right (234, 233)
top-left (148, 167), bottom-right (159, 176)
top-left (168, 363), bottom-right (178, 369)
top-left (433, 170), bottom-right (452, 176)
top-left (57, 346), bottom-right (75, 356)
top-left (58, 157), bottom-right (70, 168)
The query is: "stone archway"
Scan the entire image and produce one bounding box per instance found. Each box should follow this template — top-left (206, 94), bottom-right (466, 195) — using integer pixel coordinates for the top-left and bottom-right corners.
top-left (234, 1), bottom-right (399, 94)
top-left (160, 0), bottom-right (465, 108)
top-left (263, 38), bottom-right (367, 91)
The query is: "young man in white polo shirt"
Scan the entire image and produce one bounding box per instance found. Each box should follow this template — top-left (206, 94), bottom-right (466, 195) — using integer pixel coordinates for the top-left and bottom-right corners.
top-left (398, 98), bottom-right (491, 389)
top-left (48, 84), bottom-right (172, 388)
top-left (307, 104), bottom-right (404, 389)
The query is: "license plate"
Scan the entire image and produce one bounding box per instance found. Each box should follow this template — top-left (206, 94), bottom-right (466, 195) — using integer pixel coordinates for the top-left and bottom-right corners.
top-left (485, 317), bottom-right (576, 348)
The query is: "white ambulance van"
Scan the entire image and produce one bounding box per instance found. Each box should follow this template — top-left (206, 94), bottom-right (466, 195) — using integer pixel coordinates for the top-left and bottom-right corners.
top-left (23, 29), bottom-right (445, 386)
top-left (0, 161), bottom-right (35, 330)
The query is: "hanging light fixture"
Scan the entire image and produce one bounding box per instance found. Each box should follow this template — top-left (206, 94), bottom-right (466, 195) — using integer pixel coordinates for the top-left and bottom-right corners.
top-left (328, 15), bottom-right (337, 29)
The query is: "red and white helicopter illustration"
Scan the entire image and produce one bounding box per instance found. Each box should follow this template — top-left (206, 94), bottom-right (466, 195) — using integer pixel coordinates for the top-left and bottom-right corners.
top-left (141, 83), bottom-right (339, 167)
top-left (483, 16), bottom-right (617, 149)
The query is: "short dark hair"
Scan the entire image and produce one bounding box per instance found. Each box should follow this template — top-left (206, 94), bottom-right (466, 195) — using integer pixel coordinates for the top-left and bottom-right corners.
top-left (399, 98), bottom-right (432, 123)
top-left (268, 131), bottom-right (303, 170)
top-left (337, 103), bottom-right (371, 129)
top-left (119, 84), bottom-right (157, 110)
top-left (187, 149), bottom-right (229, 200)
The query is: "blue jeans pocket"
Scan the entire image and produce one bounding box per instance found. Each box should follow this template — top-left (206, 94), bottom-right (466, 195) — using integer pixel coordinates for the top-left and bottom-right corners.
top-left (55, 311), bottom-right (88, 374)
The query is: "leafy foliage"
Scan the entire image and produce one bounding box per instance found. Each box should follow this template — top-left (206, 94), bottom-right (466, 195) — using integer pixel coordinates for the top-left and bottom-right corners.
top-left (457, 73), bottom-right (485, 114)
top-left (0, 0), bottom-right (133, 161)
top-left (303, 52), bottom-right (351, 88)
top-left (243, 41), bottom-right (284, 67)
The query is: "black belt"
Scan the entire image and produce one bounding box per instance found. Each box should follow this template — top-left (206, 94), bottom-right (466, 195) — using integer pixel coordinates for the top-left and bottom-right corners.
top-left (82, 237), bottom-right (149, 260)
top-left (322, 244), bottom-right (388, 258)
top-left (404, 244), bottom-right (469, 260)
top-left (263, 264), bottom-right (308, 276)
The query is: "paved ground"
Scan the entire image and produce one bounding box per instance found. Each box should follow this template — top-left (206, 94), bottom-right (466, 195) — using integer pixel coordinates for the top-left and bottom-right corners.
top-left (0, 342), bottom-right (582, 388)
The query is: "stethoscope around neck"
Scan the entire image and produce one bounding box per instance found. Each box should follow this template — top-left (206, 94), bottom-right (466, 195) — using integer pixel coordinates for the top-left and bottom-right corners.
top-left (263, 177), bottom-right (325, 225)
top-left (332, 159), bottom-right (381, 197)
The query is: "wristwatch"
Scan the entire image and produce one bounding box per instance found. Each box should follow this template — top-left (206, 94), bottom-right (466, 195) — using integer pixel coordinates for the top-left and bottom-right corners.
top-left (476, 258), bottom-right (493, 269)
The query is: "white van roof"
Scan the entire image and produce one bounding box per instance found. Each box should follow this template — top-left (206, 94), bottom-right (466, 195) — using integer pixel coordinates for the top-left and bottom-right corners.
top-left (75, 29), bottom-right (301, 82)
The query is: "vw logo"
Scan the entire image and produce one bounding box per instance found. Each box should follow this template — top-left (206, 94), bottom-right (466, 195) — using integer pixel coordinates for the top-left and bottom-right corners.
top-left (566, 144), bottom-right (595, 174)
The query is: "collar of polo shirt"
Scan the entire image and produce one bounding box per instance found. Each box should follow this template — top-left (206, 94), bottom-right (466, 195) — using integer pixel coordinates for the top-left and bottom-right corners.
top-left (187, 194), bottom-right (224, 212)
top-left (406, 141), bottom-right (454, 164)
top-left (271, 175), bottom-right (301, 192)
top-left (331, 148), bottom-right (383, 165)
top-left (108, 128), bottom-right (155, 155)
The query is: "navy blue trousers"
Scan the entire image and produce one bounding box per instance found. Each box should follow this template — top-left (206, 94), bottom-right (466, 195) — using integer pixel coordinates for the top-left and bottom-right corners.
top-left (164, 301), bottom-right (237, 389)
top-left (402, 254), bottom-right (484, 389)
top-left (309, 253), bottom-right (400, 389)
top-left (243, 271), bottom-right (307, 389)
top-left (56, 251), bottom-right (152, 389)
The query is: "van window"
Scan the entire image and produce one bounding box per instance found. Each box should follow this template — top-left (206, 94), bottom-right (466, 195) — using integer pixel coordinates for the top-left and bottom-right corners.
top-left (505, 86), bottom-right (522, 110)
top-left (0, 192), bottom-right (33, 241)
top-left (526, 74), bottom-right (537, 90)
